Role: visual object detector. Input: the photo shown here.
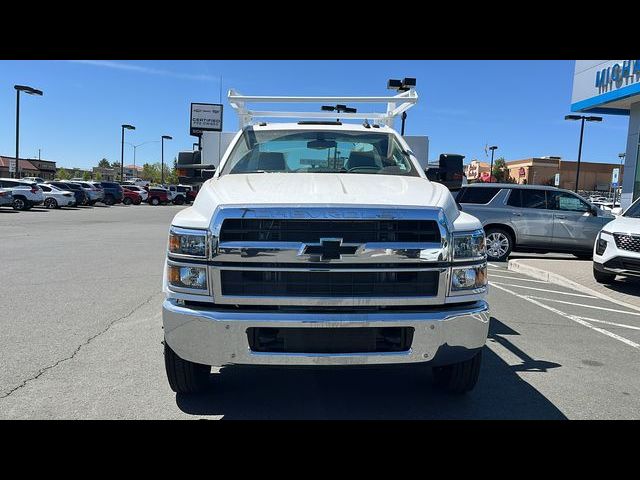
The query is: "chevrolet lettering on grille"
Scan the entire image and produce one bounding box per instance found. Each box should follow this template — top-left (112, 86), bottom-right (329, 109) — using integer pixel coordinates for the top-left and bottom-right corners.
top-left (300, 238), bottom-right (359, 261)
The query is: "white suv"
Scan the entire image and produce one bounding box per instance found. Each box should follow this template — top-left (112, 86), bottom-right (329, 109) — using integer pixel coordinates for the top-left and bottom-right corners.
top-left (593, 196), bottom-right (640, 283)
top-left (0, 178), bottom-right (45, 210)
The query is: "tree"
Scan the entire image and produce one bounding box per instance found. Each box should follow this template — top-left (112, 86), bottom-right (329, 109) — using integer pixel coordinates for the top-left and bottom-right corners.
top-left (94, 171), bottom-right (102, 181)
top-left (491, 157), bottom-right (514, 183)
top-left (56, 168), bottom-right (70, 180)
top-left (82, 171), bottom-right (92, 181)
top-left (98, 158), bottom-right (110, 168)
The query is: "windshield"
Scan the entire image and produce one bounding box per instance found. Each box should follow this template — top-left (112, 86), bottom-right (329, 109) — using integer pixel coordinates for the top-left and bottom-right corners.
top-left (624, 198), bottom-right (640, 218)
top-left (220, 129), bottom-right (419, 177)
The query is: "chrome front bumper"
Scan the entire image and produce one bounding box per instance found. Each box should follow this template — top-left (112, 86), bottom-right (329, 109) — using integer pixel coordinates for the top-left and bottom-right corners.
top-left (163, 299), bottom-right (490, 367)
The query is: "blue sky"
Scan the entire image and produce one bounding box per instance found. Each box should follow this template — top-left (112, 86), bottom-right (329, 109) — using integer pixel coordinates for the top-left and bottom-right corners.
top-left (0, 60), bottom-right (630, 169)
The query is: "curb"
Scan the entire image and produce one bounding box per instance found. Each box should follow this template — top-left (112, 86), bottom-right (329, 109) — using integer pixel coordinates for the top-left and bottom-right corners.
top-left (507, 259), bottom-right (640, 314)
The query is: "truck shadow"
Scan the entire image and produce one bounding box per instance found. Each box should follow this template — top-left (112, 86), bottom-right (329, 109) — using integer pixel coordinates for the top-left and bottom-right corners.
top-left (175, 317), bottom-right (566, 419)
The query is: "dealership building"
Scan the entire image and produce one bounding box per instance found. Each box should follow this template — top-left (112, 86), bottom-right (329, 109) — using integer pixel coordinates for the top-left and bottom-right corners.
top-left (571, 60), bottom-right (640, 207)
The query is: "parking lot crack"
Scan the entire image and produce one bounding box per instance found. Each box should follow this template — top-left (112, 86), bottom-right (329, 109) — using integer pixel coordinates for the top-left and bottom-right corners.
top-left (0, 292), bottom-right (160, 400)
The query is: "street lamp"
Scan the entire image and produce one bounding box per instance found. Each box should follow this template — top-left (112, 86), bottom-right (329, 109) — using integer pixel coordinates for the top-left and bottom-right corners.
top-left (614, 152), bottom-right (626, 206)
top-left (565, 114), bottom-right (603, 193)
top-left (125, 140), bottom-right (160, 174)
top-left (14, 85), bottom-right (43, 179)
top-left (120, 124), bottom-right (136, 181)
top-left (488, 146), bottom-right (498, 183)
top-left (161, 135), bottom-right (173, 185)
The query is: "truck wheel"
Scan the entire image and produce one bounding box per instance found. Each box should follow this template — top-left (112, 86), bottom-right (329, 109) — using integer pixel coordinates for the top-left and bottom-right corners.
top-left (593, 266), bottom-right (616, 284)
top-left (432, 350), bottom-right (482, 394)
top-left (485, 228), bottom-right (513, 262)
top-left (164, 341), bottom-right (210, 394)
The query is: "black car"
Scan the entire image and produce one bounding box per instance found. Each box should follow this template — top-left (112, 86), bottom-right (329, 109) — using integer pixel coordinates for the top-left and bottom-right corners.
top-left (47, 181), bottom-right (88, 206)
top-left (99, 182), bottom-right (124, 205)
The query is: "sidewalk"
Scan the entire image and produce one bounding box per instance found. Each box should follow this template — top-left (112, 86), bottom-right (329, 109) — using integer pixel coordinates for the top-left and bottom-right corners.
top-left (507, 255), bottom-right (640, 312)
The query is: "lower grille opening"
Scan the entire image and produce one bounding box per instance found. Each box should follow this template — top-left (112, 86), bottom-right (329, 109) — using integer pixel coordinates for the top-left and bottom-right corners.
top-left (247, 327), bottom-right (414, 354)
top-left (222, 270), bottom-right (439, 297)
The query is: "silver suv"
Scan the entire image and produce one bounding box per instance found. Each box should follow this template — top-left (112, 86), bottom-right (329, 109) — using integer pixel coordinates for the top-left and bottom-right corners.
top-left (457, 183), bottom-right (615, 261)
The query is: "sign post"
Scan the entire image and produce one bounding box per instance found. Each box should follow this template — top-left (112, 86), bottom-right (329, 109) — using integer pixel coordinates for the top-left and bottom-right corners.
top-left (554, 173), bottom-right (560, 187)
top-left (9, 158), bottom-right (16, 175)
top-left (612, 168), bottom-right (620, 205)
top-left (190, 103), bottom-right (223, 137)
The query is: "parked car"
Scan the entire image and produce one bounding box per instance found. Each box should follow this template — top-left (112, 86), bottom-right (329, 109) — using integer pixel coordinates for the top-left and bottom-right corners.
top-left (21, 176), bottom-right (45, 184)
top-left (99, 181), bottom-right (124, 205)
top-left (456, 183), bottom-right (615, 261)
top-left (122, 178), bottom-right (149, 187)
top-left (593, 196), bottom-right (640, 283)
top-left (65, 181), bottom-right (104, 205)
top-left (0, 188), bottom-right (14, 208)
top-left (38, 183), bottom-right (77, 208)
top-left (166, 184), bottom-right (194, 205)
top-left (47, 181), bottom-right (88, 206)
top-left (122, 189), bottom-right (142, 205)
top-left (146, 187), bottom-right (169, 206)
top-left (122, 185), bottom-right (148, 202)
top-left (0, 178), bottom-right (45, 210)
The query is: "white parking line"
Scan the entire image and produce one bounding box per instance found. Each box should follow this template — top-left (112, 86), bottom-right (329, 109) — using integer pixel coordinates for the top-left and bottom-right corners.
top-left (576, 317), bottom-right (640, 331)
top-left (525, 295), bottom-right (640, 317)
top-left (488, 274), bottom-right (549, 284)
top-left (491, 282), bottom-right (640, 350)
top-left (489, 281), bottom-right (597, 298)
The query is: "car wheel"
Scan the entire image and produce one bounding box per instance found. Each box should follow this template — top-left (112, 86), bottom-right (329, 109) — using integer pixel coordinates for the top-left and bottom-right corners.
top-left (593, 266), bottom-right (616, 284)
top-left (123, 197), bottom-right (132, 205)
top-left (44, 198), bottom-right (58, 209)
top-left (13, 198), bottom-right (28, 210)
top-left (432, 350), bottom-right (482, 394)
top-left (485, 228), bottom-right (513, 262)
top-left (104, 195), bottom-right (115, 206)
top-left (134, 198), bottom-right (141, 205)
top-left (173, 196), bottom-right (185, 205)
top-left (574, 253), bottom-right (593, 260)
top-left (164, 341), bottom-right (210, 394)
top-left (151, 197), bottom-right (160, 206)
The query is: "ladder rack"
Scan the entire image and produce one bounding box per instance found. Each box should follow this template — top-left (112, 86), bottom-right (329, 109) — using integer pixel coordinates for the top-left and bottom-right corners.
top-left (227, 88), bottom-right (418, 129)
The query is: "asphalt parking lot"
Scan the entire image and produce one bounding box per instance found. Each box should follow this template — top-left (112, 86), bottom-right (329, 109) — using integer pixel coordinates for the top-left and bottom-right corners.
top-left (1, 204), bottom-right (640, 419)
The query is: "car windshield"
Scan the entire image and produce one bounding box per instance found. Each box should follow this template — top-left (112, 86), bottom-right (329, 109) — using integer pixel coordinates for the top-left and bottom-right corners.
top-left (220, 129), bottom-right (419, 177)
top-left (624, 198), bottom-right (640, 218)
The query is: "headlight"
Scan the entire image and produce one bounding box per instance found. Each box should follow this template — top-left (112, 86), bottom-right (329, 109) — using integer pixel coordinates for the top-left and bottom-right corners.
top-left (451, 264), bottom-right (487, 292)
top-left (168, 265), bottom-right (208, 291)
top-left (453, 229), bottom-right (486, 261)
top-left (168, 226), bottom-right (208, 258)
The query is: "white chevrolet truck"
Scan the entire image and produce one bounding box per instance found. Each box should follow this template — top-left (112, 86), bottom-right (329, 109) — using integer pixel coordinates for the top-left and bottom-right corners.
top-left (162, 87), bottom-right (489, 395)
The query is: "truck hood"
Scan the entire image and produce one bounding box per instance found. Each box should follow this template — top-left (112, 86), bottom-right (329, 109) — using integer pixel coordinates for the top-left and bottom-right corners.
top-left (172, 173), bottom-right (465, 230)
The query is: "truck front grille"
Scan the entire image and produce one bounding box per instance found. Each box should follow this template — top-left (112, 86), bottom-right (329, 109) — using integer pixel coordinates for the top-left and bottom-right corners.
top-left (219, 219), bottom-right (441, 243)
top-left (247, 327), bottom-right (414, 353)
top-left (221, 270), bottom-right (439, 297)
top-left (613, 233), bottom-right (640, 253)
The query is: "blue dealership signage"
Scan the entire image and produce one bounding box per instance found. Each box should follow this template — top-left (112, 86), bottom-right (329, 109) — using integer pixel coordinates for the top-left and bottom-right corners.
top-left (595, 61), bottom-right (640, 88)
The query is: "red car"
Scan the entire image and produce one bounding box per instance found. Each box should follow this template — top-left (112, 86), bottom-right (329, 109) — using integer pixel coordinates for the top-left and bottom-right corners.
top-left (186, 188), bottom-right (197, 203)
top-left (146, 188), bottom-right (169, 206)
top-left (122, 189), bottom-right (142, 205)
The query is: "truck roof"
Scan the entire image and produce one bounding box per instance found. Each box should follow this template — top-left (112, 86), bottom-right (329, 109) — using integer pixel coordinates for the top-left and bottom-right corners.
top-left (243, 122), bottom-right (395, 133)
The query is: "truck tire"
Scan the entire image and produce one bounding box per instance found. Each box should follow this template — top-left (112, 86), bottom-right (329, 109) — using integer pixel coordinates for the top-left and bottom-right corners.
top-left (485, 227), bottom-right (513, 262)
top-left (164, 341), bottom-right (210, 394)
top-left (432, 350), bottom-right (482, 394)
top-left (593, 266), bottom-right (616, 284)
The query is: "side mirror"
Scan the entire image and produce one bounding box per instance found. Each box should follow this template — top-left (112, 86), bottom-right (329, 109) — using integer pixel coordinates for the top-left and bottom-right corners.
top-left (590, 205), bottom-right (599, 216)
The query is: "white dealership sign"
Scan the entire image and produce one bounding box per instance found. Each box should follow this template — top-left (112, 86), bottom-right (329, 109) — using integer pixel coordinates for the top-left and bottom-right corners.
top-left (190, 103), bottom-right (223, 136)
top-left (9, 158), bottom-right (16, 173)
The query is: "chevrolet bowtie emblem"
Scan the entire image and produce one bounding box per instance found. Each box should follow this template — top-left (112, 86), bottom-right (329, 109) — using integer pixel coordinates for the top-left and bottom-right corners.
top-left (301, 238), bottom-right (358, 261)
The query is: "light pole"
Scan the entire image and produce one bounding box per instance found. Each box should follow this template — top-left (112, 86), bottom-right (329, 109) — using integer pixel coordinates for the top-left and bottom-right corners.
top-left (565, 115), bottom-right (603, 193)
top-left (614, 152), bottom-right (625, 206)
top-left (14, 85), bottom-right (43, 178)
top-left (161, 135), bottom-right (172, 185)
top-left (120, 124), bottom-right (135, 181)
top-left (125, 140), bottom-right (160, 175)
top-left (489, 145), bottom-right (498, 182)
